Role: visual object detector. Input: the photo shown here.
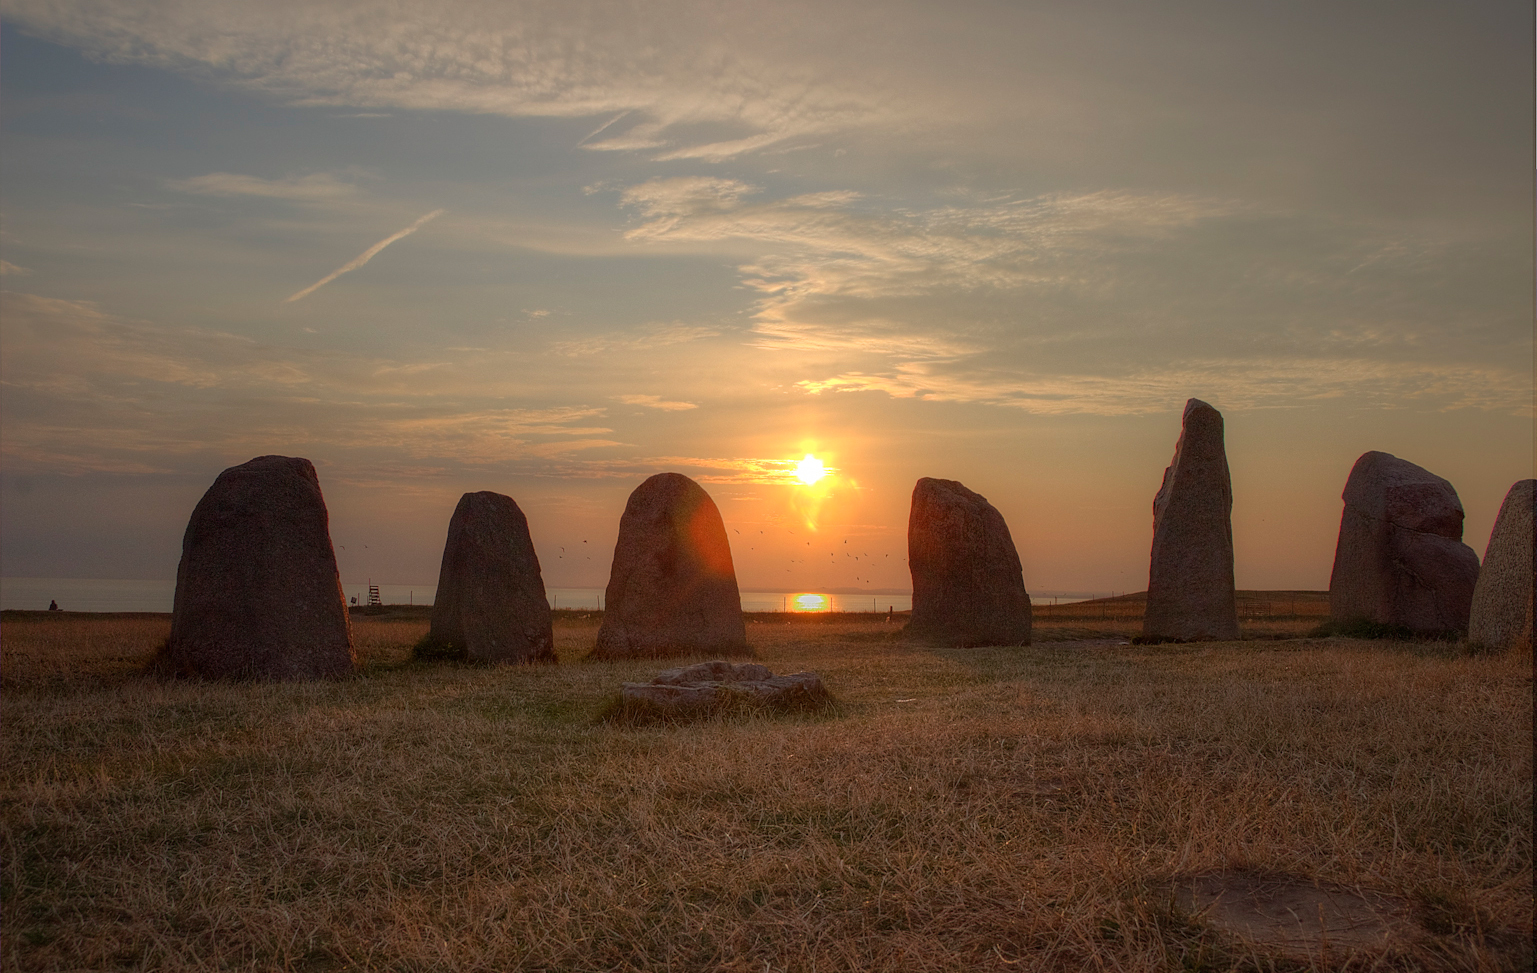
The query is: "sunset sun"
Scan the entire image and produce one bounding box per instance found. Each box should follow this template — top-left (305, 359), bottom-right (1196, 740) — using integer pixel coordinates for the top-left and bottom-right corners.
top-left (795, 453), bottom-right (827, 486)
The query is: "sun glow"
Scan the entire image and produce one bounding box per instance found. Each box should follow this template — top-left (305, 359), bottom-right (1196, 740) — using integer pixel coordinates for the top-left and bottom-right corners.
top-left (795, 453), bottom-right (827, 486)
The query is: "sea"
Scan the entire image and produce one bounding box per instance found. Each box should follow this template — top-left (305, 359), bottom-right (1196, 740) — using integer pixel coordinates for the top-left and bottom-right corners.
top-left (0, 577), bottom-right (916, 614)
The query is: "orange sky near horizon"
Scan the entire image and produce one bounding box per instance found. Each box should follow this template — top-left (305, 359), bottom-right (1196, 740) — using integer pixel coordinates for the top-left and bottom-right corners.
top-left (0, 1), bottom-right (1529, 596)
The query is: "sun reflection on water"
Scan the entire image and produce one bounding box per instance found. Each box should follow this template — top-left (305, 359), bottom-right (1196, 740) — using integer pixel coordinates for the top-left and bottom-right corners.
top-left (791, 592), bottom-right (830, 612)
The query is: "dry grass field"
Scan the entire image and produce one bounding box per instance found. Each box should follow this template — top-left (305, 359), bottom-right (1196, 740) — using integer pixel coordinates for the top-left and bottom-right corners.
top-left (2, 604), bottom-right (1530, 972)
top-left (1030, 590), bottom-right (1332, 642)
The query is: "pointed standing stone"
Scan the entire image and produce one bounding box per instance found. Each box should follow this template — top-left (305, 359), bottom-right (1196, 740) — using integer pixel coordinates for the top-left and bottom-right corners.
top-left (424, 491), bottom-right (555, 664)
top-left (1328, 451), bottom-right (1480, 634)
top-left (591, 473), bottom-right (749, 659)
top-left (1143, 399), bottom-right (1239, 641)
top-left (907, 477), bottom-right (1031, 646)
top-left (1468, 479), bottom-right (1534, 651)
top-left (158, 455), bottom-right (354, 679)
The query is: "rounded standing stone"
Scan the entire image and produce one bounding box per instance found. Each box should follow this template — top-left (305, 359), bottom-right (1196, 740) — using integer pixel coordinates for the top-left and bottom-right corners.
top-left (1328, 451), bottom-right (1480, 634)
top-left (425, 491), bottom-right (555, 664)
top-left (1143, 398), bottom-right (1239, 641)
top-left (1467, 479), bottom-right (1534, 651)
top-left (907, 477), bottom-right (1031, 647)
top-left (158, 455), bottom-right (354, 679)
top-left (590, 473), bottom-right (749, 659)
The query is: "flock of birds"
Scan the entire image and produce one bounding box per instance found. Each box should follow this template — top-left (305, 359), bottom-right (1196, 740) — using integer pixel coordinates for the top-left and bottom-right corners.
top-left (731, 525), bottom-right (901, 584)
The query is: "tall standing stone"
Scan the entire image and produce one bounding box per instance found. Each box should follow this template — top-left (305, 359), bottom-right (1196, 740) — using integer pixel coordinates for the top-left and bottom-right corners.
top-left (1468, 479), bottom-right (1534, 651)
top-left (591, 473), bottom-right (749, 659)
top-left (1328, 451), bottom-right (1480, 634)
top-left (158, 455), bottom-right (354, 679)
top-left (907, 477), bottom-right (1031, 646)
top-left (1143, 398), bottom-right (1239, 641)
top-left (424, 491), bottom-right (555, 664)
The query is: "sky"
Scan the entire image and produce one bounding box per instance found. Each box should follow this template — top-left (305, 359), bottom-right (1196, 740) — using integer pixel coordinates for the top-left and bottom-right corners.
top-left (1, 0), bottom-right (1531, 596)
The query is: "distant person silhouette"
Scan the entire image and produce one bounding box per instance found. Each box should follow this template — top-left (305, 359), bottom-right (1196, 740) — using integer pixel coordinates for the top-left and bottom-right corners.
top-left (48, 600), bottom-right (60, 611)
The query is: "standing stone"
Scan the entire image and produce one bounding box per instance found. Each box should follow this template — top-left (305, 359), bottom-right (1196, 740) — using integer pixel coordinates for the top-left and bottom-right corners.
top-left (1143, 398), bottom-right (1239, 641)
top-left (424, 491), bottom-right (555, 664)
top-left (1328, 451), bottom-right (1480, 634)
top-left (1468, 479), bottom-right (1534, 651)
top-left (591, 473), bottom-right (749, 659)
top-left (1143, 399), bottom-right (1235, 642)
top-left (907, 478), bottom-right (1031, 646)
top-left (158, 455), bottom-right (354, 679)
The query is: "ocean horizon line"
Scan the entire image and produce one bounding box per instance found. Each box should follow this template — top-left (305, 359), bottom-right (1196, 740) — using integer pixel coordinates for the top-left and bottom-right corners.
top-left (0, 577), bottom-right (1136, 614)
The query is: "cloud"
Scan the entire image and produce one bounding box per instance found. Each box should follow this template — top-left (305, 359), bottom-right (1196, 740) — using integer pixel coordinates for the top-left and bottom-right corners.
top-left (515, 454), bottom-right (823, 485)
top-left (614, 394), bottom-right (697, 411)
top-left (605, 178), bottom-right (1528, 418)
top-left (794, 356), bottom-right (1534, 417)
top-left (0, 261), bottom-right (35, 276)
top-left (5, 0), bottom-right (907, 161)
top-left (168, 171), bottom-right (360, 200)
top-left (0, 291), bottom-right (628, 474)
top-left (285, 208), bottom-right (444, 303)
top-left (619, 177), bottom-right (761, 220)
top-left (616, 181), bottom-right (1239, 354)
top-left (550, 322), bottom-right (721, 357)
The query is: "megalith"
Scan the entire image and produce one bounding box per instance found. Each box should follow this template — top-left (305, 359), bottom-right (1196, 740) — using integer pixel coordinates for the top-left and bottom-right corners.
top-left (1328, 451), bottom-right (1480, 634)
top-left (423, 491), bottom-right (555, 664)
top-left (590, 473), bottom-right (749, 659)
top-left (1468, 479), bottom-right (1534, 651)
top-left (907, 477), bottom-right (1031, 646)
top-left (158, 455), bottom-right (354, 679)
top-left (1143, 398), bottom-right (1239, 641)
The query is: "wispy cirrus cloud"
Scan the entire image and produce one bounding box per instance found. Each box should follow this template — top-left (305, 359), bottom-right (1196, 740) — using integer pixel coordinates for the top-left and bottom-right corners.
top-left (511, 454), bottom-right (825, 485)
top-left (795, 356), bottom-right (1535, 417)
top-left (614, 394), bottom-right (698, 411)
top-left (5, 0), bottom-right (907, 161)
top-left (615, 179), bottom-right (1241, 356)
top-left (550, 322), bottom-right (722, 357)
top-left (168, 171), bottom-right (361, 200)
top-left (0, 291), bottom-right (627, 474)
top-left (602, 175), bottom-right (1530, 419)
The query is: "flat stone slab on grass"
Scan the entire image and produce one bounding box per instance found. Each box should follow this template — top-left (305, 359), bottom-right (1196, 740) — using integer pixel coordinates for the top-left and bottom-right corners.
top-left (1168, 871), bottom-right (1422, 966)
top-left (614, 661), bottom-right (829, 722)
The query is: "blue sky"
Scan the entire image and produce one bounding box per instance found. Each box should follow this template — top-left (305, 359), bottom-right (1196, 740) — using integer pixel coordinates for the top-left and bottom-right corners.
top-left (1, 1), bottom-right (1531, 594)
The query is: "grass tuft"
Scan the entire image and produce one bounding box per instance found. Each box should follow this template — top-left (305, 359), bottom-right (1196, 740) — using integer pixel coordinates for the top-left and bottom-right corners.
top-left (409, 633), bottom-right (463, 662)
top-left (1309, 617), bottom-right (1422, 640)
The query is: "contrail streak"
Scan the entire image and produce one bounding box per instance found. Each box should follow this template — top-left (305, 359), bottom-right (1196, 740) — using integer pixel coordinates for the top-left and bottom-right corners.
top-left (284, 209), bottom-right (444, 303)
top-left (577, 110), bottom-right (630, 146)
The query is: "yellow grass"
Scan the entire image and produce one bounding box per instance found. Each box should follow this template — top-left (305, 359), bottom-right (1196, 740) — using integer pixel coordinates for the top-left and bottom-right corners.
top-left (1, 609), bottom-right (1530, 971)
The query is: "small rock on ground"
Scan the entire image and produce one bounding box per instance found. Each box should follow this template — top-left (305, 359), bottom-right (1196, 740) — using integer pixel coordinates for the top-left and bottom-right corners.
top-left (617, 661), bottom-right (828, 718)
